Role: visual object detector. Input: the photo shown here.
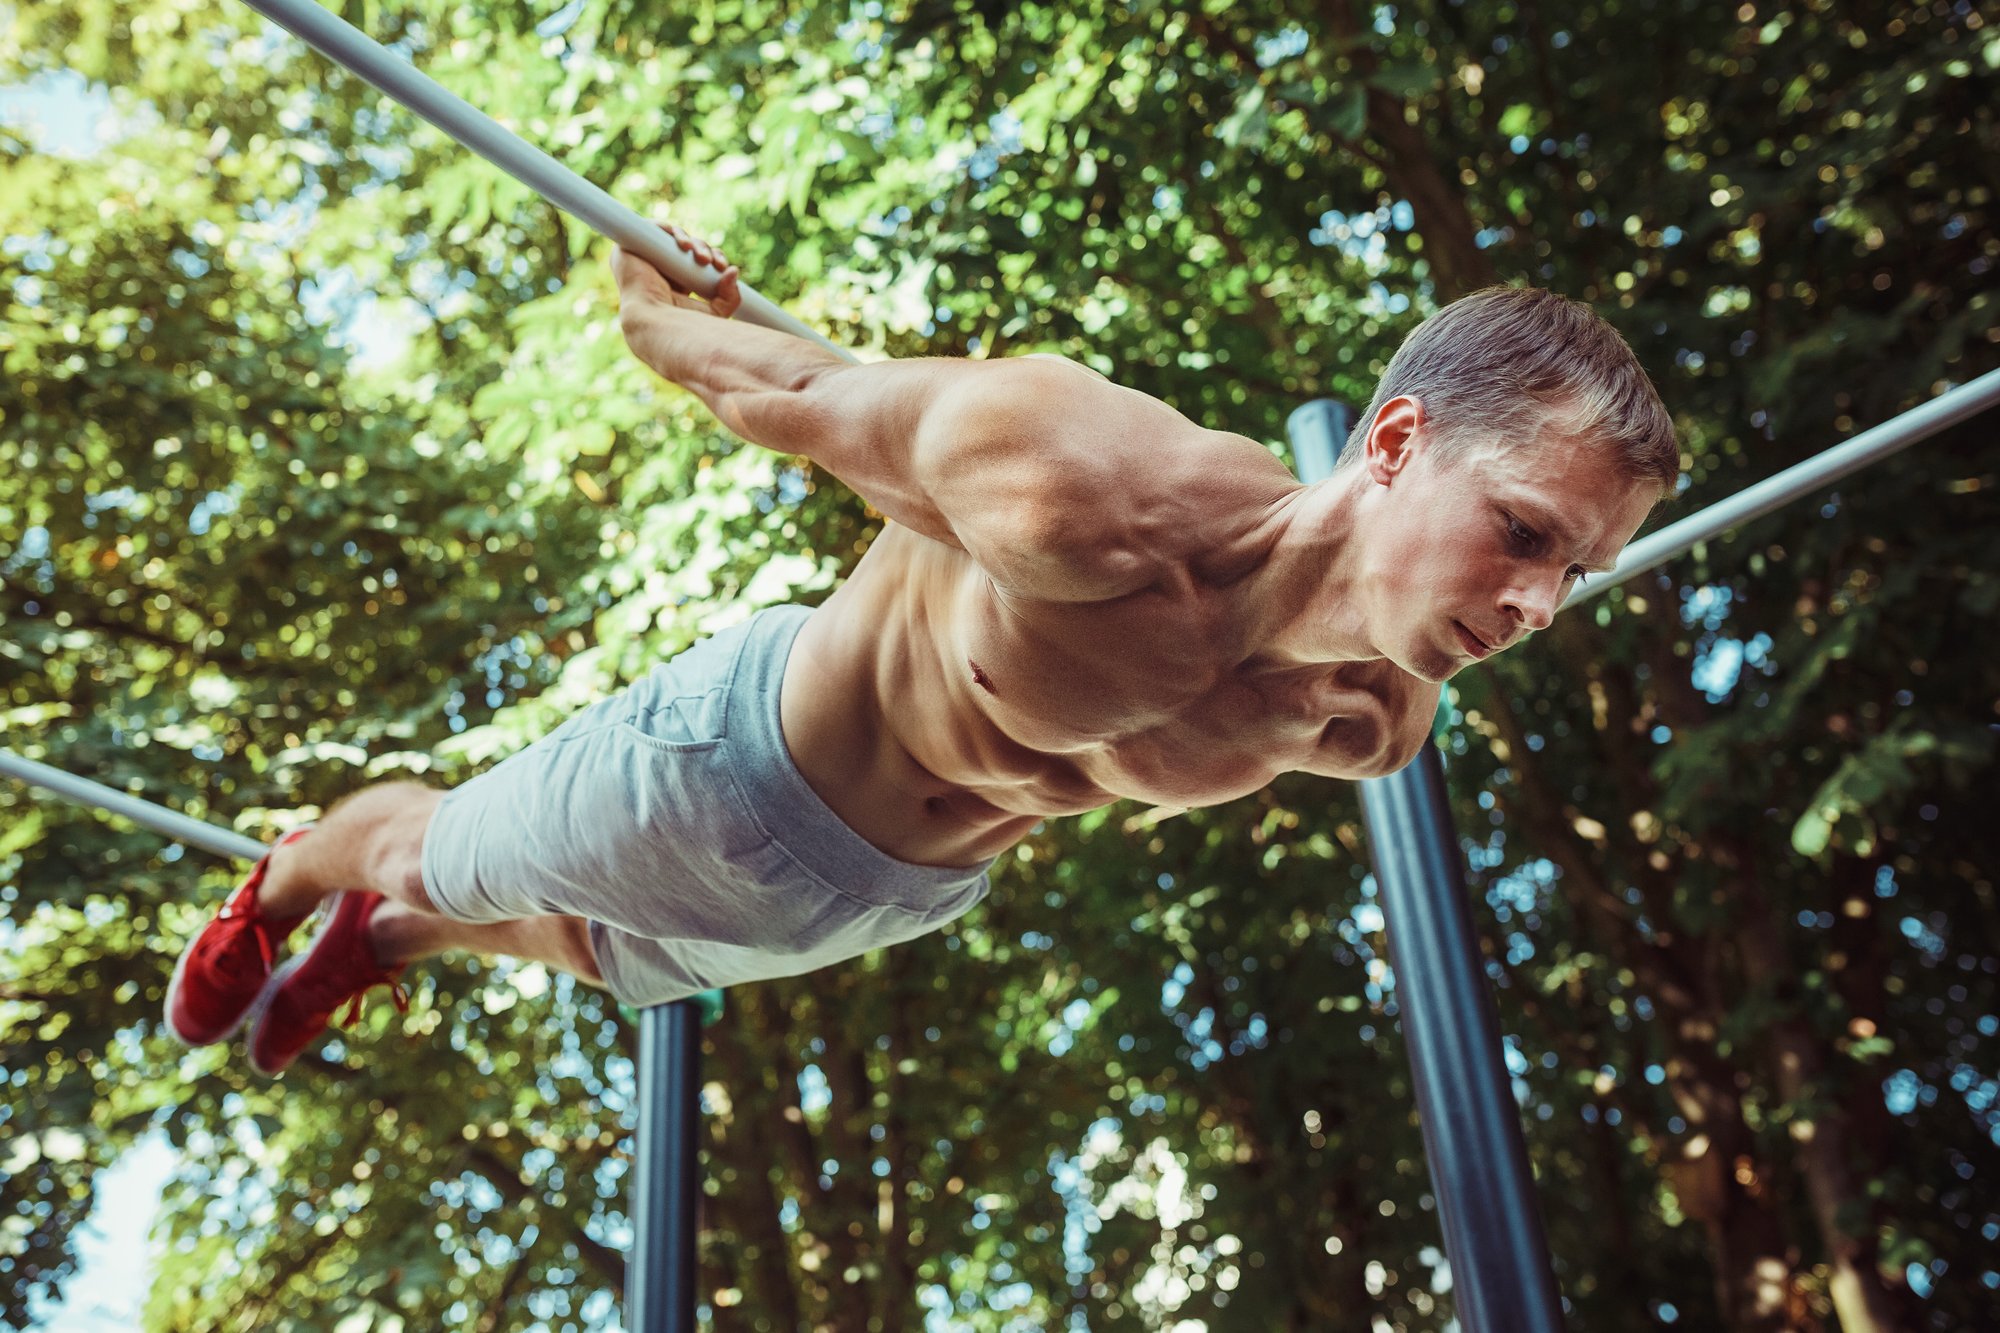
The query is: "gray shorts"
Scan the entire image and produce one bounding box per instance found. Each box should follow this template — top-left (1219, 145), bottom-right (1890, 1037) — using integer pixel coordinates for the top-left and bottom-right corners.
top-left (419, 604), bottom-right (993, 1006)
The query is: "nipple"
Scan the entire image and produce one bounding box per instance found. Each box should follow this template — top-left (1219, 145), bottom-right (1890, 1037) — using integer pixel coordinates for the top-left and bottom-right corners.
top-left (969, 660), bottom-right (997, 694)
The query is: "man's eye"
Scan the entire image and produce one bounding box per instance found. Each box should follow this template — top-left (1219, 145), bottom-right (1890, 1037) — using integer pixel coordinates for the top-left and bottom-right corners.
top-left (1506, 517), bottom-right (1536, 546)
top-left (1567, 566), bottom-right (1589, 586)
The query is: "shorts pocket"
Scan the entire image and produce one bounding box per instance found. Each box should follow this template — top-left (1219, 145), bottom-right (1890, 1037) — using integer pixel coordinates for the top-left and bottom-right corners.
top-left (618, 688), bottom-right (726, 750)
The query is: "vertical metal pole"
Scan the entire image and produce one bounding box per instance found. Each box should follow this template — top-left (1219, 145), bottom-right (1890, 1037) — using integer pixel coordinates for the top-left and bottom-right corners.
top-left (630, 1000), bottom-right (702, 1332)
top-left (1287, 401), bottom-right (1563, 1333)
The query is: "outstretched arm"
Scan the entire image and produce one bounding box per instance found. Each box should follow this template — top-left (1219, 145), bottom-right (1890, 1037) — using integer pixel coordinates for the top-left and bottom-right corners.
top-left (611, 227), bottom-right (1294, 599)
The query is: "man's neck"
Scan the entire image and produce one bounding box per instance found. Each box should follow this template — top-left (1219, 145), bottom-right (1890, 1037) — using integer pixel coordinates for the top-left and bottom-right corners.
top-left (1241, 473), bottom-right (1384, 667)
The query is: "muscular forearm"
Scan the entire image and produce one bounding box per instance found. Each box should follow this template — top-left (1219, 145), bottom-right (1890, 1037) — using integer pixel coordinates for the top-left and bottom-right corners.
top-left (619, 297), bottom-right (847, 422)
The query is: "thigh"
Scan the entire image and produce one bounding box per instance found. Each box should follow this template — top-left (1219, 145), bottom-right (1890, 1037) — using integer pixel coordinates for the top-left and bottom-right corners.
top-left (415, 623), bottom-right (757, 930)
top-left (418, 707), bottom-right (694, 926)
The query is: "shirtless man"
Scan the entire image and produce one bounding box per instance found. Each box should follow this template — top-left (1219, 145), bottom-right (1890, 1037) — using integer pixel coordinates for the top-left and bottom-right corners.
top-left (164, 225), bottom-right (1675, 1075)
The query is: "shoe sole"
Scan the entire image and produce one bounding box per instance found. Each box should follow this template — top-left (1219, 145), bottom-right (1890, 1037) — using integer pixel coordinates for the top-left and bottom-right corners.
top-left (245, 890), bottom-right (348, 1079)
top-left (162, 826), bottom-right (314, 1048)
top-left (164, 927), bottom-right (239, 1048)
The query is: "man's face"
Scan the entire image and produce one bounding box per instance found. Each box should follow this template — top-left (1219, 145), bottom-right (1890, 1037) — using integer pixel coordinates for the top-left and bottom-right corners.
top-left (1362, 420), bottom-right (1659, 683)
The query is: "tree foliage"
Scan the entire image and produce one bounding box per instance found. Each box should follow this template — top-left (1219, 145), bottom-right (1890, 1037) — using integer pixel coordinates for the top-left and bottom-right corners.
top-left (3, 1), bottom-right (1996, 1330)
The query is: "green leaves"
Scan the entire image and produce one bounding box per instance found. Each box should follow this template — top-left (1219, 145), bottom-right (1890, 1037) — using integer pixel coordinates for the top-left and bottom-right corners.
top-left (5, 1), bottom-right (1999, 1330)
top-left (1791, 721), bottom-right (1994, 859)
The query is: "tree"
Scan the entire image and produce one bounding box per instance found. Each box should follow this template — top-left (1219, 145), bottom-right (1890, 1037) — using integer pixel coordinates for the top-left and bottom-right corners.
top-left (4, 1), bottom-right (1995, 1329)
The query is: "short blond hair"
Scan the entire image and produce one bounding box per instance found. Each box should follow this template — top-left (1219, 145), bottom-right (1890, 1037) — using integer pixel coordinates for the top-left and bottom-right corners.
top-left (1341, 286), bottom-right (1679, 496)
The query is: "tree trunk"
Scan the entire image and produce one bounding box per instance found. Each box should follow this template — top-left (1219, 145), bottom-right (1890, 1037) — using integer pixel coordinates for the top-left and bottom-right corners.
top-left (707, 1010), bottom-right (807, 1332)
top-left (1730, 843), bottom-right (1911, 1333)
top-left (1312, 0), bottom-right (1500, 303)
top-left (1661, 1048), bottom-right (1806, 1330)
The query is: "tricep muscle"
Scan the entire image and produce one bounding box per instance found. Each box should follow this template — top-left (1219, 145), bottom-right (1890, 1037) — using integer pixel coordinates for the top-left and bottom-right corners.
top-left (724, 354), bottom-right (1285, 601)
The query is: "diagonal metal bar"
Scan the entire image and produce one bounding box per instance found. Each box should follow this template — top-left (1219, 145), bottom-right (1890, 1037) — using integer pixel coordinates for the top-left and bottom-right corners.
top-left (236, 0), bottom-right (857, 363)
top-left (1567, 366), bottom-right (2000, 608)
top-left (0, 748), bottom-right (268, 862)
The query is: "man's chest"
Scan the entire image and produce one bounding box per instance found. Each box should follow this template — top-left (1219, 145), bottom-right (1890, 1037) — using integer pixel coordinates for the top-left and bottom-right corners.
top-left (952, 582), bottom-right (1423, 803)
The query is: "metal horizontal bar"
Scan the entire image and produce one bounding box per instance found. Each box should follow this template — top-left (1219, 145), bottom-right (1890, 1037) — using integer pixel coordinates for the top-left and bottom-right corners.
top-left (0, 749), bottom-right (267, 863)
top-left (238, 0), bottom-right (856, 362)
top-left (1566, 366), bottom-right (2000, 609)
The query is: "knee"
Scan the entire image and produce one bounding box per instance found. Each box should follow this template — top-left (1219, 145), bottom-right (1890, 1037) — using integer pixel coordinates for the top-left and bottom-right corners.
top-left (568, 918), bottom-right (606, 987)
top-left (364, 785), bottom-right (444, 912)
top-left (384, 854), bottom-right (437, 914)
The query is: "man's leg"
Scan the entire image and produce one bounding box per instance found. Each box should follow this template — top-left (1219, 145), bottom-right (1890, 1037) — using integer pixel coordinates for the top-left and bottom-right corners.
top-left (368, 901), bottom-right (606, 989)
top-left (257, 780), bottom-right (442, 918)
top-left (255, 780), bottom-right (605, 987)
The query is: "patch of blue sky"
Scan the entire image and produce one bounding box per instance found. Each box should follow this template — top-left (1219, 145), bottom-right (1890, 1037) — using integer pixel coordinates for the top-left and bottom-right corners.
top-left (1041, 995), bottom-right (1095, 1062)
top-left (189, 487), bottom-right (243, 537)
top-left (0, 69), bottom-right (131, 157)
top-left (298, 262), bottom-right (443, 375)
top-left (1691, 631), bottom-right (1776, 700)
top-left (1899, 913), bottom-right (1948, 963)
top-left (1681, 582), bottom-right (1735, 629)
top-left (1311, 200), bottom-right (1415, 269)
top-left (19, 1131), bottom-right (174, 1333)
top-left (5, 65), bottom-right (429, 379)
top-left (1463, 828), bottom-right (1509, 871)
top-left (1680, 582), bottom-right (1781, 701)
top-left (835, 0), bottom-right (890, 56)
top-left (1256, 26), bottom-right (1310, 67)
top-left (966, 108), bottom-right (1025, 183)
top-left (797, 1060), bottom-right (832, 1114)
top-left (1485, 856), bottom-right (1558, 918)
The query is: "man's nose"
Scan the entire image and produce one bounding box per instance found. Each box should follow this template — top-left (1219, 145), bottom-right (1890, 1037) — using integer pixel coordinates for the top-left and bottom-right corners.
top-left (1504, 577), bottom-right (1563, 633)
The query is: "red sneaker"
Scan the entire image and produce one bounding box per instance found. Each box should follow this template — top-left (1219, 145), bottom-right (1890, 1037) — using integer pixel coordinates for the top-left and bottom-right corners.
top-left (245, 890), bottom-right (409, 1078)
top-left (165, 827), bottom-right (315, 1047)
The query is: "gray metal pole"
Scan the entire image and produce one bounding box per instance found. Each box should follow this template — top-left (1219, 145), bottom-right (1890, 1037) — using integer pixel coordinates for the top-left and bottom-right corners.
top-left (1567, 366), bottom-right (2000, 608)
top-left (0, 749), bottom-right (268, 863)
top-left (234, 0), bottom-right (857, 363)
top-left (631, 1001), bottom-right (703, 1333)
top-left (1288, 400), bottom-right (1565, 1333)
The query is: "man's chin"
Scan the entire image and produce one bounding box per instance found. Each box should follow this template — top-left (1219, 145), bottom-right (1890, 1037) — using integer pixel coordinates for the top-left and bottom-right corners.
top-left (1396, 647), bottom-right (1461, 685)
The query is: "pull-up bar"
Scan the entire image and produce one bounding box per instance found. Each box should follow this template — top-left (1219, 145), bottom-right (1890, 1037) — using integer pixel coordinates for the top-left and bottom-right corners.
top-left (0, 750), bottom-right (267, 863)
top-left (1571, 366), bottom-right (2000, 608)
top-left (237, 0), bottom-right (854, 363)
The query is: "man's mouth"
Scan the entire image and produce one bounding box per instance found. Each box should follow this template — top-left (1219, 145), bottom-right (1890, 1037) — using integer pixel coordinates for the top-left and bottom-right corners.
top-left (1453, 621), bottom-right (1495, 659)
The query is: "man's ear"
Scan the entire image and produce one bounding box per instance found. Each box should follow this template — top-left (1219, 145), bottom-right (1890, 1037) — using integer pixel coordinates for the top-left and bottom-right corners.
top-left (1364, 395), bottom-right (1427, 484)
